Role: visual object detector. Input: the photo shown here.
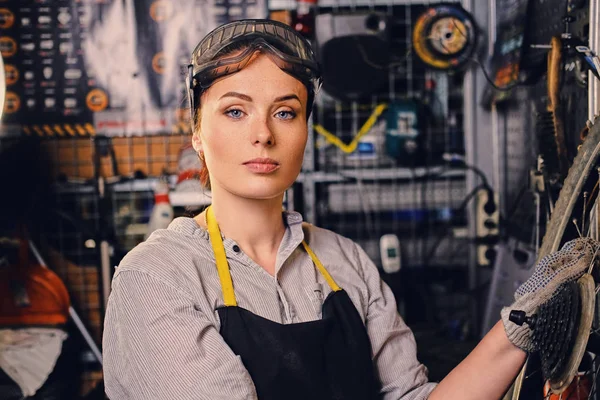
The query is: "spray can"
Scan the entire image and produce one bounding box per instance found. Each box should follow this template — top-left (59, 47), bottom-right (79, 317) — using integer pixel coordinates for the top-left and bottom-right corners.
top-left (145, 180), bottom-right (174, 240)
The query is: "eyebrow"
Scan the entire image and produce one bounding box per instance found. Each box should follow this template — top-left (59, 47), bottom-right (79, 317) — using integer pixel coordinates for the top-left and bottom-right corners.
top-left (274, 94), bottom-right (301, 103)
top-left (219, 92), bottom-right (301, 103)
top-left (219, 92), bottom-right (252, 101)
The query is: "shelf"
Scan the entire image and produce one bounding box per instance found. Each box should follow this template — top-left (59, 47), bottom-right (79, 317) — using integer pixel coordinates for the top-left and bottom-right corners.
top-left (54, 167), bottom-right (465, 205)
top-left (298, 167), bottom-right (466, 183)
top-left (55, 178), bottom-right (210, 207)
top-left (340, 166), bottom-right (466, 181)
top-left (54, 176), bottom-right (176, 194)
top-left (113, 175), bottom-right (180, 192)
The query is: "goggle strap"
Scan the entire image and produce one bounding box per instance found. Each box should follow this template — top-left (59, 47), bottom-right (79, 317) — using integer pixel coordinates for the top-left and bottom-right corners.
top-left (187, 64), bottom-right (195, 131)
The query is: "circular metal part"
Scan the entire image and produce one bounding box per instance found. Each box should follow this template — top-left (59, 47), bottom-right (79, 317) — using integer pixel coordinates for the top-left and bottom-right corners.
top-left (428, 17), bottom-right (468, 56)
top-left (548, 273), bottom-right (596, 393)
top-left (412, 5), bottom-right (478, 70)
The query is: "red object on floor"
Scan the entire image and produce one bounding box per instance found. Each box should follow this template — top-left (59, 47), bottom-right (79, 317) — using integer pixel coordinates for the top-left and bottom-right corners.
top-left (543, 375), bottom-right (591, 399)
top-left (0, 262), bottom-right (70, 326)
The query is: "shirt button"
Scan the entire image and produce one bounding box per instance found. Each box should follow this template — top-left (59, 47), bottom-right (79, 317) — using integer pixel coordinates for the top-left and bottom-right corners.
top-left (232, 245), bottom-right (240, 253)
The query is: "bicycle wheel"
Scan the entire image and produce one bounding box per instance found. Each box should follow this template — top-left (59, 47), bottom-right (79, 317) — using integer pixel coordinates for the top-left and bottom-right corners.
top-left (539, 115), bottom-right (600, 260)
top-left (511, 114), bottom-right (600, 399)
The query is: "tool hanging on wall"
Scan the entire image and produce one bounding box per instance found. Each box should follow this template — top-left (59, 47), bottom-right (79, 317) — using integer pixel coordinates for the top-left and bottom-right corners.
top-left (384, 100), bottom-right (429, 166)
top-left (412, 4), bottom-right (479, 71)
top-left (536, 36), bottom-right (570, 186)
top-left (534, 12), bottom-right (600, 187)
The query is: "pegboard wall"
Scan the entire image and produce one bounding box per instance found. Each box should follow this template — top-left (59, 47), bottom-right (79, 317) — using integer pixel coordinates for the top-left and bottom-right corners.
top-left (499, 88), bottom-right (538, 243)
top-left (44, 135), bottom-right (189, 179)
top-left (308, 7), bottom-right (469, 277)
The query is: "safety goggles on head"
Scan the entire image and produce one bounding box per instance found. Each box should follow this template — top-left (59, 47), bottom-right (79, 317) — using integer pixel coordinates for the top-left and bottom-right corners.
top-left (186, 19), bottom-right (323, 126)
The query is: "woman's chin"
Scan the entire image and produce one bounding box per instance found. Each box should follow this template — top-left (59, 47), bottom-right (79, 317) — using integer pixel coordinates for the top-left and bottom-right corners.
top-left (234, 182), bottom-right (293, 201)
top-left (213, 174), bottom-right (297, 201)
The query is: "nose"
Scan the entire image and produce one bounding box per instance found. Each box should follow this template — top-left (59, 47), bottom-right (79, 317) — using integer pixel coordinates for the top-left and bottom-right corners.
top-left (251, 116), bottom-right (275, 147)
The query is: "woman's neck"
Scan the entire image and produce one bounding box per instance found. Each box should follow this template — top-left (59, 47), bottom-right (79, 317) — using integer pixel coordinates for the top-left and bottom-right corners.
top-left (197, 192), bottom-right (287, 275)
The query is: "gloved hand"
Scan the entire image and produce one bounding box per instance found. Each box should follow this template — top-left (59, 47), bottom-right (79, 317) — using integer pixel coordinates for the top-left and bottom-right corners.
top-left (501, 237), bottom-right (600, 352)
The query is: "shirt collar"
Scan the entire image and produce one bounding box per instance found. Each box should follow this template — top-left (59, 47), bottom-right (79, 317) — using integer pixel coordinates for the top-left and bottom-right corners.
top-left (276, 211), bottom-right (305, 273)
top-left (167, 211), bottom-right (305, 243)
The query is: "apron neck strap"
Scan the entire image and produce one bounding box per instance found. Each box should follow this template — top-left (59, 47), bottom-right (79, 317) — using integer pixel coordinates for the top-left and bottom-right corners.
top-left (206, 206), bottom-right (238, 307)
top-left (300, 241), bottom-right (341, 292)
top-left (206, 206), bottom-right (342, 307)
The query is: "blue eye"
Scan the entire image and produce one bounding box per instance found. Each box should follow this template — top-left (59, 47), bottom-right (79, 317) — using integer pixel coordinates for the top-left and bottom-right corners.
top-left (225, 109), bottom-right (244, 119)
top-left (276, 110), bottom-right (296, 120)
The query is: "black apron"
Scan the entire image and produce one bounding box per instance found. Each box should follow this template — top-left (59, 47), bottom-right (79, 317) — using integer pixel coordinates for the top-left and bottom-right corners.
top-left (206, 206), bottom-right (381, 400)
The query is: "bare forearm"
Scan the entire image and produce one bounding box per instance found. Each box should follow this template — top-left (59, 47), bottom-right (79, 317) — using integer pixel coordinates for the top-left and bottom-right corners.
top-left (428, 321), bottom-right (527, 400)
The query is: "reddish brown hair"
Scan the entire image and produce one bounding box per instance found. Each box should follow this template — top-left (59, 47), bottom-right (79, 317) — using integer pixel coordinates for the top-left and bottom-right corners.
top-left (193, 108), bottom-right (211, 189)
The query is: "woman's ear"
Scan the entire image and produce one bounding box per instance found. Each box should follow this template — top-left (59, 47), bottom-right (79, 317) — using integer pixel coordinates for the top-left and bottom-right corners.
top-left (192, 133), bottom-right (203, 153)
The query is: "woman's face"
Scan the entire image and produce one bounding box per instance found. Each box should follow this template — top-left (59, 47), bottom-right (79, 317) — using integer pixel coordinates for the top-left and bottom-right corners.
top-left (194, 53), bottom-right (308, 201)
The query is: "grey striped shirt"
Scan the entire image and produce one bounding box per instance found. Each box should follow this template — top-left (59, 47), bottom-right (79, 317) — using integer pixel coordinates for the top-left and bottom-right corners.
top-left (102, 212), bottom-right (437, 399)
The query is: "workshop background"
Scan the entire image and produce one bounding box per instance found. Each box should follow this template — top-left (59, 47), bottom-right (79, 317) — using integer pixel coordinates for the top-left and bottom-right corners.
top-left (0, 0), bottom-right (599, 398)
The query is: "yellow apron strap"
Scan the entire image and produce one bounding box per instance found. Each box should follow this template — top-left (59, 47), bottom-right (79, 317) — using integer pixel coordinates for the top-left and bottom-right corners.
top-left (301, 241), bottom-right (341, 292)
top-left (206, 206), bottom-right (238, 306)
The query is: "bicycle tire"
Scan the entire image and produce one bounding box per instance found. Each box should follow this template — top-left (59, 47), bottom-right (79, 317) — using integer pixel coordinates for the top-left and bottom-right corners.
top-left (538, 115), bottom-right (600, 261)
top-left (511, 114), bottom-right (600, 399)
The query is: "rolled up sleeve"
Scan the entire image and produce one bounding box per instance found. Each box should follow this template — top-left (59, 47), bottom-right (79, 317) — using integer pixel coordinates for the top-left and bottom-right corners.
top-left (356, 244), bottom-right (437, 400)
top-left (102, 270), bottom-right (257, 400)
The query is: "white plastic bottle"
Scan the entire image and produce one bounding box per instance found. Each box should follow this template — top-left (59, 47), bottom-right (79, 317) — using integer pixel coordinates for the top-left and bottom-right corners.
top-left (145, 180), bottom-right (174, 240)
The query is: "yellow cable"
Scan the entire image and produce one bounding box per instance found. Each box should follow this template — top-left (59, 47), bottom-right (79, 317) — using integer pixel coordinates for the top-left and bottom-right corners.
top-left (313, 103), bottom-right (388, 154)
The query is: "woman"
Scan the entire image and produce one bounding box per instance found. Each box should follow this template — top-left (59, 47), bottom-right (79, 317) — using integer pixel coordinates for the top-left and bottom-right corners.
top-left (103, 19), bottom-right (595, 399)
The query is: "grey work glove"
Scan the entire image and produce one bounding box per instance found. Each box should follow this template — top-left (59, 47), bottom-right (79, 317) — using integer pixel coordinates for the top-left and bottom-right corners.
top-left (501, 237), bottom-right (600, 352)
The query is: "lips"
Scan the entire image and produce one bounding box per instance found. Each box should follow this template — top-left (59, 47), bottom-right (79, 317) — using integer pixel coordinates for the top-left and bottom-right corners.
top-left (243, 158), bottom-right (280, 174)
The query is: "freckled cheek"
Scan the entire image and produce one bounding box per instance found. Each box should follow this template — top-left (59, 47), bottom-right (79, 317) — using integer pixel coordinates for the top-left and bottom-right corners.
top-left (205, 126), bottom-right (246, 165)
top-left (285, 136), bottom-right (308, 170)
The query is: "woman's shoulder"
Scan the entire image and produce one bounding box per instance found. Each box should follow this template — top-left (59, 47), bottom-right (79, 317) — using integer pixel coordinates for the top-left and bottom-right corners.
top-left (301, 222), bottom-right (362, 267)
top-left (114, 217), bottom-right (213, 287)
top-left (301, 222), bottom-right (355, 246)
top-left (300, 222), bottom-right (376, 306)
